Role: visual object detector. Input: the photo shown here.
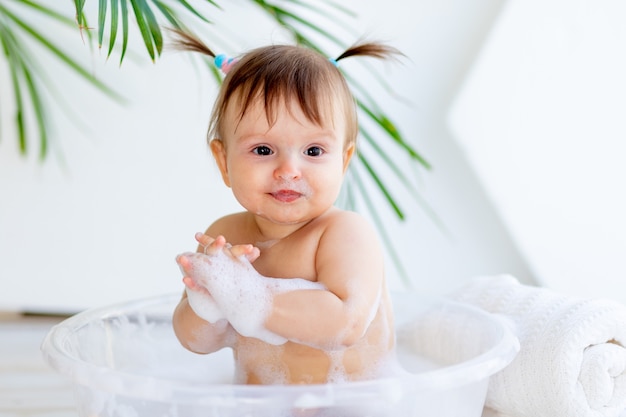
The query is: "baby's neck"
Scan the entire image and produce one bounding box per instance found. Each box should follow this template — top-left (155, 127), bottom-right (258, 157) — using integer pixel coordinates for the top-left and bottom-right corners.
top-left (250, 214), bottom-right (315, 242)
top-left (254, 239), bottom-right (279, 250)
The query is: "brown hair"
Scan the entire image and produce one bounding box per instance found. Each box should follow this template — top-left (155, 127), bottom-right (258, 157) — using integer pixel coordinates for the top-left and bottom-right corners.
top-left (170, 30), bottom-right (402, 149)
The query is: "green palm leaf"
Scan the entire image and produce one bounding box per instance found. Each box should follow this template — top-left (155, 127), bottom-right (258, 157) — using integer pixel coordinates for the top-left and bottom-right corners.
top-left (106, 0), bottom-right (118, 58)
top-left (0, 1), bottom-right (123, 158)
top-left (347, 166), bottom-right (412, 286)
top-left (357, 152), bottom-right (405, 220)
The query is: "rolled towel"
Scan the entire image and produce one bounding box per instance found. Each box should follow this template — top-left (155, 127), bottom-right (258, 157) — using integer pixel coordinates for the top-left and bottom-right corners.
top-left (450, 275), bottom-right (626, 417)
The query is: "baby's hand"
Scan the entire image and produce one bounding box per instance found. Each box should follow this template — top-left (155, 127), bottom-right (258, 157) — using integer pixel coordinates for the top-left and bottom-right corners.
top-left (178, 233), bottom-right (324, 346)
top-left (177, 253), bottom-right (225, 323)
top-left (177, 233), bottom-right (260, 325)
top-left (195, 233), bottom-right (260, 263)
top-left (176, 246), bottom-right (288, 345)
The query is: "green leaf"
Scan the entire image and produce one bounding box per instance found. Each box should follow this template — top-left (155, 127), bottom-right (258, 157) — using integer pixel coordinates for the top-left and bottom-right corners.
top-left (98, 0), bottom-right (107, 47)
top-left (21, 63), bottom-right (48, 160)
top-left (359, 127), bottom-right (416, 192)
top-left (253, 2), bottom-right (345, 47)
top-left (9, 60), bottom-right (27, 155)
top-left (316, 0), bottom-right (357, 18)
top-left (279, 0), bottom-right (355, 20)
top-left (348, 167), bottom-right (412, 288)
top-left (18, 0), bottom-right (76, 26)
top-left (129, 0), bottom-right (155, 61)
top-left (151, 1), bottom-right (182, 29)
top-left (106, 0), bottom-right (119, 58)
top-left (74, 0), bottom-right (88, 35)
top-left (359, 127), bottom-right (448, 235)
top-left (161, 0), bottom-right (213, 24)
top-left (74, 0), bottom-right (86, 18)
top-left (357, 99), bottom-right (431, 169)
top-left (202, 0), bottom-right (221, 9)
top-left (1, 6), bottom-right (123, 101)
top-left (1, 5), bottom-right (107, 159)
top-left (0, 24), bottom-right (27, 154)
top-left (139, 0), bottom-right (163, 56)
top-left (356, 152), bottom-right (404, 220)
top-left (120, 0), bottom-right (129, 64)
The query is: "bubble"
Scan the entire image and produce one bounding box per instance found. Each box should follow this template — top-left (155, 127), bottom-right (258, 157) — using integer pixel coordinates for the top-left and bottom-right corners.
top-left (179, 250), bottom-right (326, 345)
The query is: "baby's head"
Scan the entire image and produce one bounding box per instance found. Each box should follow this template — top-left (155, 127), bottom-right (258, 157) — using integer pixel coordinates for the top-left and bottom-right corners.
top-left (171, 30), bottom-right (401, 153)
top-left (210, 44), bottom-right (357, 153)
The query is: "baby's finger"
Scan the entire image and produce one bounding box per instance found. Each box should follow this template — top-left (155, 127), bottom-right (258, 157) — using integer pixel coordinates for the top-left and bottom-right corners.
top-left (176, 253), bottom-right (193, 273)
top-left (203, 235), bottom-right (228, 255)
top-left (183, 276), bottom-right (208, 294)
top-left (182, 276), bottom-right (197, 289)
top-left (195, 232), bottom-right (215, 248)
top-left (247, 246), bottom-right (261, 262)
top-left (229, 243), bottom-right (253, 258)
top-left (231, 244), bottom-right (260, 262)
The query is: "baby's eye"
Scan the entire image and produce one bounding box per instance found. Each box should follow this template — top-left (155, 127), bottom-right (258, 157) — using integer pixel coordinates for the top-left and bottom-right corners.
top-left (305, 146), bottom-right (324, 157)
top-left (252, 146), bottom-right (273, 156)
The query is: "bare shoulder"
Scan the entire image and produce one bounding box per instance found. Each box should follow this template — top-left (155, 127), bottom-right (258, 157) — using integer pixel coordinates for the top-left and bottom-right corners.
top-left (315, 209), bottom-right (384, 295)
top-left (204, 212), bottom-right (253, 244)
top-left (316, 209), bottom-right (383, 262)
top-left (205, 212), bottom-right (247, 233)
top-left (319, 209), bottom-right (379, 241)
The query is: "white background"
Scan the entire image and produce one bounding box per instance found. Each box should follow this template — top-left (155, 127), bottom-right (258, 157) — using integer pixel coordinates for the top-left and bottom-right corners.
top-left (449, 0), bottom-right (626, 300)
top-left (1, 0), bottom-right (623, 313)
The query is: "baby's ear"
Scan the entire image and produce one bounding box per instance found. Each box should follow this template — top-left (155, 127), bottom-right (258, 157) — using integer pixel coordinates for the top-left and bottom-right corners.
top-left (342, 143), bottom-right (356, 173)
top-left (210, 139), bottom-right (231, 187)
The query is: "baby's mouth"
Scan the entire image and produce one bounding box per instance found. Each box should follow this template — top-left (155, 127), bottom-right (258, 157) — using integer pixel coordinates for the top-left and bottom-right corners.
top-left (270, 189), bottom-right (303, 203)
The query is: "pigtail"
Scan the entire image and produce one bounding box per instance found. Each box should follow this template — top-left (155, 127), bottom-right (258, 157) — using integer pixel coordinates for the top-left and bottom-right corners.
top-left (335, 42), bottom-right (403, 63)
top-left (167, 28), bottom-right (216, 58)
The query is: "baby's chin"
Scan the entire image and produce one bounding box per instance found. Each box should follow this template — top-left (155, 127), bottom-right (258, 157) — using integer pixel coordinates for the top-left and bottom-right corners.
top-left (255, 212), bottom-right (311, 226)
top-left (249, 211), bottom-right (321, 234)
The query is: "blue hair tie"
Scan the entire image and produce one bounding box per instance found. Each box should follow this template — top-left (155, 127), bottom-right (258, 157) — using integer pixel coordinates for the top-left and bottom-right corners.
top-left (214, 54), bottom-right (238, 74)
top-left (329, 57), bottom-right (339, 67)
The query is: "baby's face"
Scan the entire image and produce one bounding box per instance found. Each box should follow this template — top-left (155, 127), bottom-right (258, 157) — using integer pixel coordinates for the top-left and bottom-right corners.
top-left (212, 96), bottom-right (353, 229)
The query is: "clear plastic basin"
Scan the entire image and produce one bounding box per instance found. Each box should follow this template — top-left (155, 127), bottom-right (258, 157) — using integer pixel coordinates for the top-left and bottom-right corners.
top-left (41, 292), bottom-right (518, 417)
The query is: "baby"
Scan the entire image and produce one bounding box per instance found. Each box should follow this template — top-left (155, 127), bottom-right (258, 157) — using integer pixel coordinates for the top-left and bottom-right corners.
top-left (172, 30), bottom-right (401, 385)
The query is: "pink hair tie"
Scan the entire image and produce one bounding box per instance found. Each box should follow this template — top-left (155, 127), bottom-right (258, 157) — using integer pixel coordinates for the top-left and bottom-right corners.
top-left (214, 54), bottom-right (238, 74)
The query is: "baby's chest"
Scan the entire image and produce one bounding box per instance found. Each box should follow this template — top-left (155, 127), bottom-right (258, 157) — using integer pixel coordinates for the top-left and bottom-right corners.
top-left (254, 241), bottom-right (318, 281)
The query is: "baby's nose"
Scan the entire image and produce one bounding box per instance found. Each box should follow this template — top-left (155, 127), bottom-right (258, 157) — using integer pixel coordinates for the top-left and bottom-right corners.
top-left (274, 155), bottom-right (301, 180)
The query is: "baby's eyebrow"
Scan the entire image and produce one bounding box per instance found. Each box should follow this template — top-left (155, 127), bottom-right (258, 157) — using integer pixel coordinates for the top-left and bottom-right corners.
top-left (237, 133), bottom-right (269, 143)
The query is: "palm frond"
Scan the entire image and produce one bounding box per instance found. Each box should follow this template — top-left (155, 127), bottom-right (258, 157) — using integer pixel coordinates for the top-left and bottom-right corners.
top-left (0, 1), bottom-right (122, 157)
top-left (1, 24), bottom-right (48, 158)
top-left (98, 0), bottom-right (107, 46)
top-left (250, 1), bottom-right (346, 47)
top-left (347, 166), bottom-right (412, 287)
top-left (356, 152), bottom-right (405, 220)
top-left (0, 4), bottom-right (122, 100)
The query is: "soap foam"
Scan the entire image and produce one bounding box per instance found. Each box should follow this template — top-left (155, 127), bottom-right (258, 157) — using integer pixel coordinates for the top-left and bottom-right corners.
top-left (178, 249), bottom-right (325, 346)
top-left (185, 287), bottom-right (225, 323)
top-left (177, 247), bottom-right (399, 385)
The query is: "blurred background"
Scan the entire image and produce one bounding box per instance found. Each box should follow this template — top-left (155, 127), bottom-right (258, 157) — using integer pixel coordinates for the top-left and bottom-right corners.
top-left (1, 0), bottom-right (624, 313)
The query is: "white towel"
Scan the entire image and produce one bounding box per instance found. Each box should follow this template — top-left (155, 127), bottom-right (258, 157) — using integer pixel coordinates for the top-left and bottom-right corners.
top-left (451, 275), bottom-right (626, 417)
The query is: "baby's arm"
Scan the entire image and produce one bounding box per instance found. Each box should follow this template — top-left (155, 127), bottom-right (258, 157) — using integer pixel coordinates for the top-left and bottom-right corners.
top-left (172, 298), bottom-right (233, 354)
top-left (264, 213), bottom-right (385, 349)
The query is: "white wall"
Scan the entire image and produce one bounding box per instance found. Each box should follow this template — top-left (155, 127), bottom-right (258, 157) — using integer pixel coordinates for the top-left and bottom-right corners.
top-left (449, 0), bottom-right (626, 303)
top-left (0, 0), bottom-right (534, 313)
